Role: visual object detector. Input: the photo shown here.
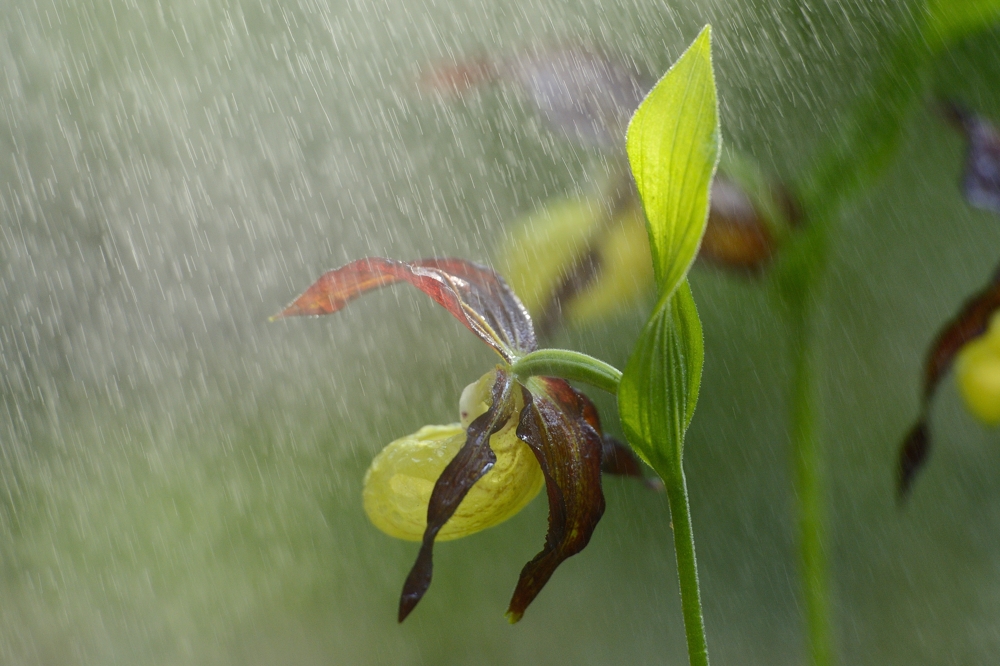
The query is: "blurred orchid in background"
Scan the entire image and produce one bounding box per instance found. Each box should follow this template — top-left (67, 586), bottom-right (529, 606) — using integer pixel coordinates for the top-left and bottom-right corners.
top-left (898, 263), bottom-right (1000, 496)
top-left (423, 47), bottom-right (799, 333)
top-left (957, 311), bottom-right (1000, 425)
top-left (897, 103), bottom-right (1000, 498)
top-left (421, 47), bottom-right (648, 150)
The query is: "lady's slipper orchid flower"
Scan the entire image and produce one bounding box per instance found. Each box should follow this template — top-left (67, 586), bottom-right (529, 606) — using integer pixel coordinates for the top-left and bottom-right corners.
top-left (274, 257), bottom-right (651, 622)
top-left (898, 263), bottom-right (1000, 496)
top-left (363, 371), bottom-right (544, 542)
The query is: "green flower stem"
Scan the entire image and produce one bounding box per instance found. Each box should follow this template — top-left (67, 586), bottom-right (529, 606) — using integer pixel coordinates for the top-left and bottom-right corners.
top-left (514, 348), bottom-right (710, 665)
top-left (789, 306), bottom-right (831, 666)
top-left (778, 219), bottom-right (832, 666)
top-left (661, 462), bottom-right (710, 666)
top-left (511, 349), bottom-right (622, 395)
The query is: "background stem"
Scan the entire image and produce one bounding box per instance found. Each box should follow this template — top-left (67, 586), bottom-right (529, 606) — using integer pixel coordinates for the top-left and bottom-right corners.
top-left (662, 463), bottom-right (710, 666)
top-left (787, 284), bottom-right (832, 666)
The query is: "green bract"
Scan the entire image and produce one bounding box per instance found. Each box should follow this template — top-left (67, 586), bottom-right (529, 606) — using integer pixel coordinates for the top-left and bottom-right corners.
top-left (618, 282), bottom-right (703, 471)
top-left (619, 25), bottom-right (719, 473)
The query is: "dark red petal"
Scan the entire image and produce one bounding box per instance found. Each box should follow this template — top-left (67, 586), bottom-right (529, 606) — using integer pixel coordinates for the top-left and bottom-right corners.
top-left (507, 379), bottom-right (606, 622)
top-left (273, 257), bottom-right (536, 359)
top-left (398, 367), bottom-right (516, 622)
top-left (897, 420), bottom-right (929, 500)
top-left (601, 436), bottom-right (664, 491)
top-left (535, 378), bottom-right (659, 490)
top-left (415, 259), bottom-right (537, 354)
top-left (898, 262), bottom-right (1000, 497)
top-left (920, 265), bottom-right (1000, 402)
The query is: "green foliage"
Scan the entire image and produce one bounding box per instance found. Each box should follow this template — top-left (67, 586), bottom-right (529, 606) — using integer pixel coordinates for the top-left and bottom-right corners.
top-left (618, 282), bottom-right (703, 470)
top-left (769, 7), bottom-right (1000, 666)
top-left (618, 26), bottom-right (719, 474)
top-left (799, 0), bottom-right (1000, 218)
top-left (927, 0), bottom-right (1000, 49)
top-left (798, 21), bottom-right (930, 216)
top-left (626, 27), bottom-right (720, 296)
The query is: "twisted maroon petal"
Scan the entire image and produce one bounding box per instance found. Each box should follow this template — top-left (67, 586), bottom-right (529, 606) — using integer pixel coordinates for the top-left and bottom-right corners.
top-left (274, 257), bottom-right (536, 360)
top-left (507, 378), bottom-right (605, 622)
top-left (398, 367), bottom-right (516, 622)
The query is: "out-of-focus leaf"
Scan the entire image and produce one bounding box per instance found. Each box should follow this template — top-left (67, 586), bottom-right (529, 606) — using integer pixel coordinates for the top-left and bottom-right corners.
top-left (619, 26), bottom-right (718, 474)
top-left (800, 0), bottom-right (999, 217)
top-left (273, 257), bottom-right (536, 362)
top-left (927, 0), bottom-right (1000, 49)
top-left (508, 378), bottom-right (606, 622)
top-left (799, 19), bottom-right (930, 215)
top-left (898, 262), bottom-right (1000, 497)
top-left (942, 102), bottom-right (1000, 213)
top-left (399, 368), bottom-right (517, 622)
top-left (626, 26), bottom-right (720, 297)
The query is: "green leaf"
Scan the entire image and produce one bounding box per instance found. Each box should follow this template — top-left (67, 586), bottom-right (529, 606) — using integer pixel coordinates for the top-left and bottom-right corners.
top-left (626, 25), bottom-right (720, 298)
top-left (618, 281), bottom-right (703, 471)
top-left (927, 0), bottom-right (1000, 49)
top-left (619, 26), bottom-right (718, 473)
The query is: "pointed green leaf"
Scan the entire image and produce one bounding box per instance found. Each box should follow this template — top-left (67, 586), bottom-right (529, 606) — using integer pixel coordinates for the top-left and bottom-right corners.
top-left (626, 25), bottom-right (720, 298)
top-left (618, 281), bottom-right (703, 471)
top-left (619, 26), bottom-right (718, 473)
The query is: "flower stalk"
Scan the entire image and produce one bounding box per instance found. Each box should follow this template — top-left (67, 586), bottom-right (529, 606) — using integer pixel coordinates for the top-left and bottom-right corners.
top-left (511, 349), bottom-right (622, 395)
top-left (662, 462), bottom-right (710, 666)
top-left (789, 303), bottom-right (831, 666)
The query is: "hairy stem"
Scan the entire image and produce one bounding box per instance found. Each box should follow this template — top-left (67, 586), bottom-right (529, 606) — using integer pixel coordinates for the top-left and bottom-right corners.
top-left (662, 462), bottom-right (710, 666)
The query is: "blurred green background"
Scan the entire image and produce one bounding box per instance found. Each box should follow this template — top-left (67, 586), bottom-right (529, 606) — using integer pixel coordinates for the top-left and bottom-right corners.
top-left (2, 0), bottom-right (1000, 663)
